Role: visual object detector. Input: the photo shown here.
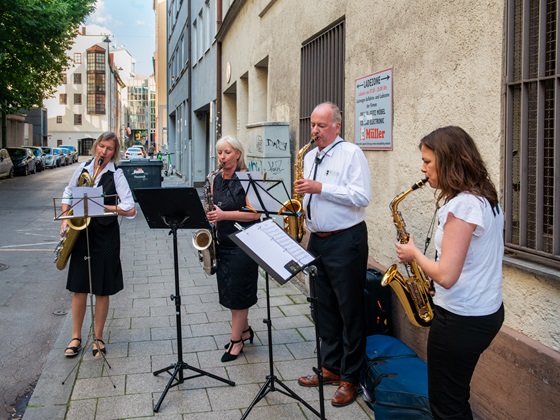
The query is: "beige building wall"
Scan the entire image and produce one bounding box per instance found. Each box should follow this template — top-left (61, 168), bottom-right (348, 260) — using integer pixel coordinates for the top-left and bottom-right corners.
top-left (154, 0), bottom-right (168, 150)
top-left (219, 0), bottom-right (559, 355)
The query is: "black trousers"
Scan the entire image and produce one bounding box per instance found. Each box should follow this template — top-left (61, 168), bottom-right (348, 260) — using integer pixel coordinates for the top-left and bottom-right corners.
top-left (428, 303), bottom-right (504, 419)
top-left (307, 221), bottom-right (368, 384)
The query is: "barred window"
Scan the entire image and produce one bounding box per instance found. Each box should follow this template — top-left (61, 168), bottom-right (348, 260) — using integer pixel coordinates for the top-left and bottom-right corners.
top-left (505, 0), bottom-right (559, 266)
top-left (56, 116), bottom-right (62, 124)
top-left (74, 93), bottom-right (82, 105)
top-left (74, 52), bottom-right (82, 64)
top-left (59, 94), bottom-right (67, 104)
top-left (74, 73), bottom-right (82, 84)
top-left (74, 114), bottom-right (82, 125)
top-left (299, 20), bottom-right (345, 147)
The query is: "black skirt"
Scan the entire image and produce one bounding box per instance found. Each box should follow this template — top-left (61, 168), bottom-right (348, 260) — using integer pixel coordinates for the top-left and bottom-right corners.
top-left (216, 245), bottom-right (258, 310)
top-left (66, 218), bottom-right (123, 296)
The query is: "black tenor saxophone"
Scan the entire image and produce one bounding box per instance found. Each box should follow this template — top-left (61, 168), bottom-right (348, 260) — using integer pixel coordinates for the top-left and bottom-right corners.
top-left (192, 166), bottom-right (222, 275)
top-left (381, 178), bottom-right (434, 328)
top-left (279, 137), bottom-right (315, 242)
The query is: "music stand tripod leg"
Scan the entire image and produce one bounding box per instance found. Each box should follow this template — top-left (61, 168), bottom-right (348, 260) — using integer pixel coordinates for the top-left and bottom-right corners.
top-left (240, 271), bottom-right (323, 420)
top-left (153, 224), bottom-right (235, 413)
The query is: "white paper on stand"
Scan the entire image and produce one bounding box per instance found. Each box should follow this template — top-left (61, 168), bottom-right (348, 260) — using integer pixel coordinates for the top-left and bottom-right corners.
top-left (71, 186), bottom-right (105, 217)
top-left (232, 219), bottom-right (314, 282)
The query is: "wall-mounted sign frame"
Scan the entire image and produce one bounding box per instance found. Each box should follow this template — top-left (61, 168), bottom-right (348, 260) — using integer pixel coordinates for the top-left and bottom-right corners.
top-left (355, 67), bottom-right (393, 150)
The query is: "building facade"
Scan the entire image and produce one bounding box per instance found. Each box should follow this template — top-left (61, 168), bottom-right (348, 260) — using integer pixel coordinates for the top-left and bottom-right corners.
top-left (166, 1), bottom-right (560, 417)
top-left (154, 0), bottom-right (168, 154)
top-left (43, 28), bottom-right (124, 154)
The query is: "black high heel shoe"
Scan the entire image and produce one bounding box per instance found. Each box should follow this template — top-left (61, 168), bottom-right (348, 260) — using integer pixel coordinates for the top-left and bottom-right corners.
top-left (221, 338), bottom-right (243, 363)
top-left (224, 326), bottom-right (254, 349)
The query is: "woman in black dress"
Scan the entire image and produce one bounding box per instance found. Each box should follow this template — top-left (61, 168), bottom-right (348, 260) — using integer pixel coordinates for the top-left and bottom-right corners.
top-left (60, 132), bottom-right (136, 357)
top-left (207, 135), bottom-right (261, 362)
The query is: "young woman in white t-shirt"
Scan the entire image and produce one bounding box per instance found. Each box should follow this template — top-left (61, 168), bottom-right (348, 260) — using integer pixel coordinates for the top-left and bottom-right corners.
top-left (396, 126), bottom-right (504, 420)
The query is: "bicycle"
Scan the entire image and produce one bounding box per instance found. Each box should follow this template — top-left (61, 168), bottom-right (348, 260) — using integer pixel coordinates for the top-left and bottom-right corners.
top-left (157, 152), bottom-right (175, 176)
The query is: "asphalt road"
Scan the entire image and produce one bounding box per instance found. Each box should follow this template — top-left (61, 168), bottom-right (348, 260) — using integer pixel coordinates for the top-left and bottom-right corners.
top-left (0, 159), bottom-right (80, 419)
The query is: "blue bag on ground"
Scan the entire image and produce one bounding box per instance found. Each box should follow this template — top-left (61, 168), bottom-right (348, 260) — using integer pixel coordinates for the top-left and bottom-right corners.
top-left (360, 334), bottom-right (433, 419)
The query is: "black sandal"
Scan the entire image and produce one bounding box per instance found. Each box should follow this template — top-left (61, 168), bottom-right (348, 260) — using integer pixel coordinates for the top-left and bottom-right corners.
top-left (92, 339), bottom-right (106, 357)
top-left (65, 338), bottom-right (82, 357)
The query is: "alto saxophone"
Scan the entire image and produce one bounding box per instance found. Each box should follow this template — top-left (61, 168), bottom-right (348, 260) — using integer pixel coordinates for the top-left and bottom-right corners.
top-left (381, 178), bottom-right (435, 328)
top-left (55, 157), bottom-right (104, 270)
top-left (280, 137), bottom-right (315, 242)
top-left (192, 166), bottom-right (222, 275)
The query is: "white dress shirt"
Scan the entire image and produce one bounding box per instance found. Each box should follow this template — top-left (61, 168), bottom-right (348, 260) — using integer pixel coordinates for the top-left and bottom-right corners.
top-left (62, 160), bottom-right (136, 218)
top-left (302, 136), bottom-right (371, 232)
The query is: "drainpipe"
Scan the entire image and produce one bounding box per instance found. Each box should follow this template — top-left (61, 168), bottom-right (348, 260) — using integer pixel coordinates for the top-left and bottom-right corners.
top-left (216, 1), bottom-right (222, 140)
top-left (188, 0), bottom-right (193, 185)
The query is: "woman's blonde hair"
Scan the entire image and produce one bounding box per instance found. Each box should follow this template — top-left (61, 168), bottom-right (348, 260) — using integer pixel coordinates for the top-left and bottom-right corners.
top-left (216, 135), bottom-right (247, 170)
top-left (90, 132), bottom-right (121, 164)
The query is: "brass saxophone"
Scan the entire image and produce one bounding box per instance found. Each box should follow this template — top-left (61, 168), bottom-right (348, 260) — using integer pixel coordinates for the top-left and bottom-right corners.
top-left (280, 137), bottom-right (315, 242)
top-left (381, 178), bottom-right (434, 328)
top-left (192, 166), bottom-right (222, 275)
top-left (55, 157), bottom-right (104, 270)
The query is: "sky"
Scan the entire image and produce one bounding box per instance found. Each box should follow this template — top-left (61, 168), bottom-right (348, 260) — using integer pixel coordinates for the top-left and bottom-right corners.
top-left (85, 0), bottom-right (155, 76)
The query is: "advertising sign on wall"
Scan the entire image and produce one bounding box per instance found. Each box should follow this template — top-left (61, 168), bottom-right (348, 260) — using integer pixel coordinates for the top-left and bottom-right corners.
top-left (355, 67), bottom-right (393, 150)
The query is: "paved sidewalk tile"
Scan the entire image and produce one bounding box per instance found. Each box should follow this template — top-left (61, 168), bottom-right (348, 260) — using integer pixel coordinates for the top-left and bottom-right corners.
top-left (24, 176), bottom-right (373, 419)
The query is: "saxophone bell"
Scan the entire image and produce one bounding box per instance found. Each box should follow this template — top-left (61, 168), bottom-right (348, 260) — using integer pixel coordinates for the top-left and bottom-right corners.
top-left (55, 157), bottom-right (107, 270)
top-left (280, 137), bottom-right (315, 242)
top-left (381, 178), bottom-right (434, 328)
top-left (193, 165), bottom-right (221, 275)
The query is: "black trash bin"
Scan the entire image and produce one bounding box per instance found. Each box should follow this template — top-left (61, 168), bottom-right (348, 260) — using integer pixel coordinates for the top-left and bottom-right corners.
top-left (119, 158), bottom-right (163, 201)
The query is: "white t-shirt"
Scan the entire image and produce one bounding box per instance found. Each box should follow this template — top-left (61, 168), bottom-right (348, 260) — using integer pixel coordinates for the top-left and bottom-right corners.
top-left (433, 192), bottom-right (503, 316)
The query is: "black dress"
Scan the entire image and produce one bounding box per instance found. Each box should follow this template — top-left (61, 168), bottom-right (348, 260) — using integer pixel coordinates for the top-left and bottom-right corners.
top-left (66, 169), bottom-right (123, 296)
top-left (213, 172), bottom-right (259, 310)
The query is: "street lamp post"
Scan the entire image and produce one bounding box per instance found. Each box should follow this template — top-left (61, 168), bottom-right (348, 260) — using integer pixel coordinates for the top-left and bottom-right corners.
top-left (103, 35), bottom-right (111, 132)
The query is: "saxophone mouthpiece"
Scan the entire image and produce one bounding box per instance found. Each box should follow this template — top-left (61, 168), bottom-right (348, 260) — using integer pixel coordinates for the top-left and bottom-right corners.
top-left (310, 136), bottom-right (317, 143)
top-left (97, 156), bottom-right (104, 166)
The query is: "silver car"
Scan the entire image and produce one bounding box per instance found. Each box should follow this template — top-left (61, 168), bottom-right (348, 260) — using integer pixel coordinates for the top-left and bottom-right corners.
top-left (0, 148), bottom-right (14, 178)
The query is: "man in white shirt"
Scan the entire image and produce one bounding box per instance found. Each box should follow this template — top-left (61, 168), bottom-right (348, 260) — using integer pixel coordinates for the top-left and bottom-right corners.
top-left (295, 102), bottom-right (371, 407)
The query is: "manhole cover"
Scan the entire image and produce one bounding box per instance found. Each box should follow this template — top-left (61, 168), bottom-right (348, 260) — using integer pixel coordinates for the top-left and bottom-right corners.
top-left (53, 309), bottom-right (68, 316)
top-left (0, 263), bottom-right (8, 272)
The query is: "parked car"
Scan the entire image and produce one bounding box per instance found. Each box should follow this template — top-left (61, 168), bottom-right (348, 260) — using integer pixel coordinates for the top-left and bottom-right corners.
top-left (58, 148), bottom-right (71, 166)
top-left (137, 145), bottom-right (147, 157)
top-left (41, 147), bottom-right (58, 169)
top-left (0, 148), bottom-right (14, 179)
top-left (52, 148), bottom-right (65, 167)
top-left (124, 147), bottom-right (146, 159)
top-left (59, 145), bottom-right (78, 163)
top-left (7, 147), bottom-right (36, 176)
top-left (24, 146), bottom-right (45, 172)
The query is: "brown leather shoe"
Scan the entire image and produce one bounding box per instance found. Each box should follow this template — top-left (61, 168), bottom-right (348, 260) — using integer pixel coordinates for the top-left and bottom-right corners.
top-left (331, 381), bottom-right (358, 407)
top-left (297, 367), bottom-right (341, 387)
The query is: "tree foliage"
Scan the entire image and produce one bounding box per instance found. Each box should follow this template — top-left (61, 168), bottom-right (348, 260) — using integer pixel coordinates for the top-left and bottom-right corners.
top-left (0, 0), bottom-right (96, 113)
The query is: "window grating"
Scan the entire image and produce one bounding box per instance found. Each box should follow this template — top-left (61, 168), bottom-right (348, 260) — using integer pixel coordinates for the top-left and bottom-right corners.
top-left (299, 20), bottom-right (345, 149)
top-left (505, 0), bottom-right (559, 265)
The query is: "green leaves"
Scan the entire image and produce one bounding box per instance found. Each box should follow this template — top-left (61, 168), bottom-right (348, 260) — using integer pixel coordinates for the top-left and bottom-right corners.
top-left (0, 0), bottom-right (96, 113)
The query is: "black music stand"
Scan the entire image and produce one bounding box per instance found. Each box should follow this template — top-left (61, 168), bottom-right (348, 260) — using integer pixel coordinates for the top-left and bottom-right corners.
top-left (134, 187), bottom-right (235, 413)
top-left (229, 176), bottom-right (326, 419)
top-left (54, 191), bottom-right (119, 387)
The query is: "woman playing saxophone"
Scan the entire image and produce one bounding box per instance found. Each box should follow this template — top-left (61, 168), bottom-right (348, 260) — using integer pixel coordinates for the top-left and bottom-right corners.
top-left (206, 135), bottom-right (260, 363)
top-left (395, 126), bottom-right (504, 419)
top-left (60, 132), bottom-right (136, 358)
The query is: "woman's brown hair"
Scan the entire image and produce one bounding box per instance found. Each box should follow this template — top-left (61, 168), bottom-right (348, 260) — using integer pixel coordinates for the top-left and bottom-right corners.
top-left (419, 126), bottom-right (498, 208)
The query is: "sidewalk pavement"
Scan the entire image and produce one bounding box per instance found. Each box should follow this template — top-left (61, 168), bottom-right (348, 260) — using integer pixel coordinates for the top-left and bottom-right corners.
top-left (23, 174), bottom-right (373, 419)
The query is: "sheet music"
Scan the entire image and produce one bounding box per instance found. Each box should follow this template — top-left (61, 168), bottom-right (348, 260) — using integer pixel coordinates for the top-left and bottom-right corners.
top-left (71, 186), bottom-right (105, 217)
top-left (235, 171), bottom-right (282, 213)
top-left (233, 219), bottom-right (314, 281)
